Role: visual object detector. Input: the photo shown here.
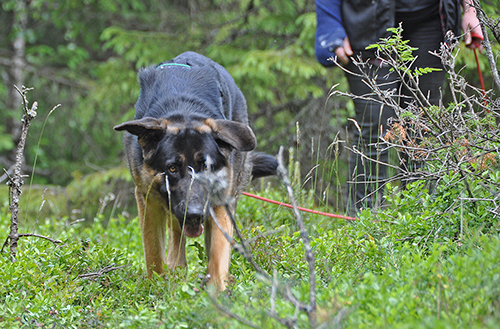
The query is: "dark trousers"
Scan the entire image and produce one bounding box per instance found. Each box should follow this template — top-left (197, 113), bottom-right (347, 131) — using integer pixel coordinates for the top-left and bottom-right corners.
top-left (346, 13), bottom-right (446, 210)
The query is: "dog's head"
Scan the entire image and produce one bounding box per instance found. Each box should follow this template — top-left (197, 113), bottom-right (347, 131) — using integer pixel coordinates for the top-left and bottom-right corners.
top-left (114, 116), bottom-right (256, 237)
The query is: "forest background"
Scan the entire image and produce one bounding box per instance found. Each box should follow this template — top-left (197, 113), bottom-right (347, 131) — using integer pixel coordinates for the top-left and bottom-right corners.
top-left (0, 0), bottom-right (498, 217)
top-left (1, 0), bottom-right (347, 218)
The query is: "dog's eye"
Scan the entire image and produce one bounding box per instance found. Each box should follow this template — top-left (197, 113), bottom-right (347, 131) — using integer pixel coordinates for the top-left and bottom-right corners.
top-left (168, 165), bottom-right (177, 173)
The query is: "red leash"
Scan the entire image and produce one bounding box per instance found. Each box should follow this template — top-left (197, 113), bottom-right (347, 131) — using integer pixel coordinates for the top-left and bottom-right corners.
top-left (471, 34), bottom-right (488, 107)
top-left (474, 48), bottom-right (486, 100)
top-left (242, 192), bottom-right (357, 221)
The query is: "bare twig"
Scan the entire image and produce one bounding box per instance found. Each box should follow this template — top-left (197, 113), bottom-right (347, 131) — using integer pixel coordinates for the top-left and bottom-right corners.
top-left (276, 146), bottom-right (317, 326)
top-left (76, 264), bottom-right (129, 279)
top-left (18, 233), bottom-right (63, 245)
top-left (5, 85), bottom-right (37, 262)
top-left (0, 166), bottom-right (15, 184)
top-left (1, 86), bottom-right (62, 261)
top-left (208, 206), bottom-right (308, 328)
top-left (208, 206), bottom-right (268, 278)
top-left (76, 264), bottom-right (130, 279)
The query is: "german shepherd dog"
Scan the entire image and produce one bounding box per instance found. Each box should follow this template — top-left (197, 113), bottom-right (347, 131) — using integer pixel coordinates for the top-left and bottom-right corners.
top-left (114, 52), bottom-right (276, 290)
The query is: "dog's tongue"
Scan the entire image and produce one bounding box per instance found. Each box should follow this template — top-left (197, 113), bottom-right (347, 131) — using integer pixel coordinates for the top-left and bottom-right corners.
top-left (184, 223), bottom-right (204, 238)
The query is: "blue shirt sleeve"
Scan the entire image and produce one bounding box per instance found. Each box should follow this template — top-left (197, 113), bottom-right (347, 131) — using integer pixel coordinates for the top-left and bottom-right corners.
top-left (315, 0), bottom-right (347, 67)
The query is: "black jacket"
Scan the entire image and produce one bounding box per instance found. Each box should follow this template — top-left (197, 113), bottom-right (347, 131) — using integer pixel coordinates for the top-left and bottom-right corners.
top-left (315, 0), bottom-right (462, 67)
top-left (342, 0), bottom-right (395, 52)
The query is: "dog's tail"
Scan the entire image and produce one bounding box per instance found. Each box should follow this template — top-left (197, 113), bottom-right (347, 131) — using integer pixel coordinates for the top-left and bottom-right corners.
top-left (250, 152), bottom-right (278, 179)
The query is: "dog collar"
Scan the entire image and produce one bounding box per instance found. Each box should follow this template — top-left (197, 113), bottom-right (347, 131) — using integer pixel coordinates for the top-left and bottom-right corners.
top-left (157, 63), bottom-right (191, 69)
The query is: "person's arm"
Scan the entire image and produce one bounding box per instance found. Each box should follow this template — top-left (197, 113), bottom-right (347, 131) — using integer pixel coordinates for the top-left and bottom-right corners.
top-left (461, 0), bottom-right (483, 49)
top-left (315, 0), bottom-right (352, 65)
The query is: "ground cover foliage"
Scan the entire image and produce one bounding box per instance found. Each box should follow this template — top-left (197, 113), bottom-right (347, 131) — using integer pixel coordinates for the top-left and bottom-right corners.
top-left (0, 182), bottom-right (499, 328)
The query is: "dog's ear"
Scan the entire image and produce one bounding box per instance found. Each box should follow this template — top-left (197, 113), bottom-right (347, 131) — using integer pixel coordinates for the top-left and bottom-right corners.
top-left (114, 117), bottom-right (167, 136)
top-left (205, 119), bottom-right (256, 152)
top-left (114, 117), bottom-right (168, 159)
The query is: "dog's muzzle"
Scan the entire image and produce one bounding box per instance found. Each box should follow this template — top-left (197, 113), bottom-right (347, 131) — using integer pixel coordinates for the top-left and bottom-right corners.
top-left (178, 202), bottom-right (207, 238)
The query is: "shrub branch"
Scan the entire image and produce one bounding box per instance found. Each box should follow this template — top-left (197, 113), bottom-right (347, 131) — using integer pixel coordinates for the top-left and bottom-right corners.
top-left (332, 24), bottom-right (500, 218)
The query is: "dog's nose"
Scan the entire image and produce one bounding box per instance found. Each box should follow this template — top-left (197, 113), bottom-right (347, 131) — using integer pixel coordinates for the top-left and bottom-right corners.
top-left (183, 204), bottom-right (206, 223)
top-left (185, 211), bottom-right (204, 223)
top-left (173, 195), bottom-right (208, 226)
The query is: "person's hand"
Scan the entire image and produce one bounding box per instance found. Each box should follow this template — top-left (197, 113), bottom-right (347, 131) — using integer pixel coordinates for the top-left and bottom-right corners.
top-left (334, 37), bottom-right (353, 65)
top-left (462, 0), bottom-right (484, 50)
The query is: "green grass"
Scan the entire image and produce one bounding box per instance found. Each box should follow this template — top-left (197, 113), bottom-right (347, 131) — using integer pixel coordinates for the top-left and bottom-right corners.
top-left (0, 184), bottom-right (499, 328)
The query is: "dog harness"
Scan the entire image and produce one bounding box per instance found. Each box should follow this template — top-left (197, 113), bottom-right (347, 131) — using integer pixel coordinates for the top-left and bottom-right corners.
top-left (157, 63), bottom-right (191, 69)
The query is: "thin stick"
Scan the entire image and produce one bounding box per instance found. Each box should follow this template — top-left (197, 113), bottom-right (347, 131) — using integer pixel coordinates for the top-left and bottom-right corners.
top-left (276, 146), bottom-right (317, 326)
top-left (7, 86), bottom-right (37, 262)
top-left (197, 163), bottom-right (313, 326)
top-left (1, 86), bottom-right (62, 261)
top-left (76, 264), bottom-right (129, 279)
top-left (18, 233), bottom-right (63, 245)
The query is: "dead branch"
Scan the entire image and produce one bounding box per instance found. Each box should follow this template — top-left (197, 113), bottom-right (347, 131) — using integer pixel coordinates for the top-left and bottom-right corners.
top-left (5, 85), bottom-right (37, 262)
top-left (0, 166), bottom-right (15, 184)
top-left (1, 86), bottom-right (63, 261)
top-left (276, 146), bottom-right (317, 326)
top-left (76, 264), bottom-right (129, 280)
top-left (17, 233), bottom-right (63, 245)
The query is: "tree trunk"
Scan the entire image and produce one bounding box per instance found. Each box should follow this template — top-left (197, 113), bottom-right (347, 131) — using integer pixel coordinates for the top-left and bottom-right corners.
top-left (6, 0), bottom-right (28, 164)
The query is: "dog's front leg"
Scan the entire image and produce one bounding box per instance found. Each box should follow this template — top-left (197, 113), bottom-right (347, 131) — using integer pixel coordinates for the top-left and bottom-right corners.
top-left (166, 216), bottom-right (187, 270)
top-left (205, 206), bottom-right (234, 291)
top-left (136, 188), bottom-right (168, 277)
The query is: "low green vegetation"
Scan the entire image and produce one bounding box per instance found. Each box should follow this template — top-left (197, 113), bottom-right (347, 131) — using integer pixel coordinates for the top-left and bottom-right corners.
top-left (1, 177), bottom-right (498, 328)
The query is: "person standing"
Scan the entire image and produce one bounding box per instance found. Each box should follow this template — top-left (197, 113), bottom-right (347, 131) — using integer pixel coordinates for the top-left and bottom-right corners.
top-left (315, 0), bottom-right (483, 212)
